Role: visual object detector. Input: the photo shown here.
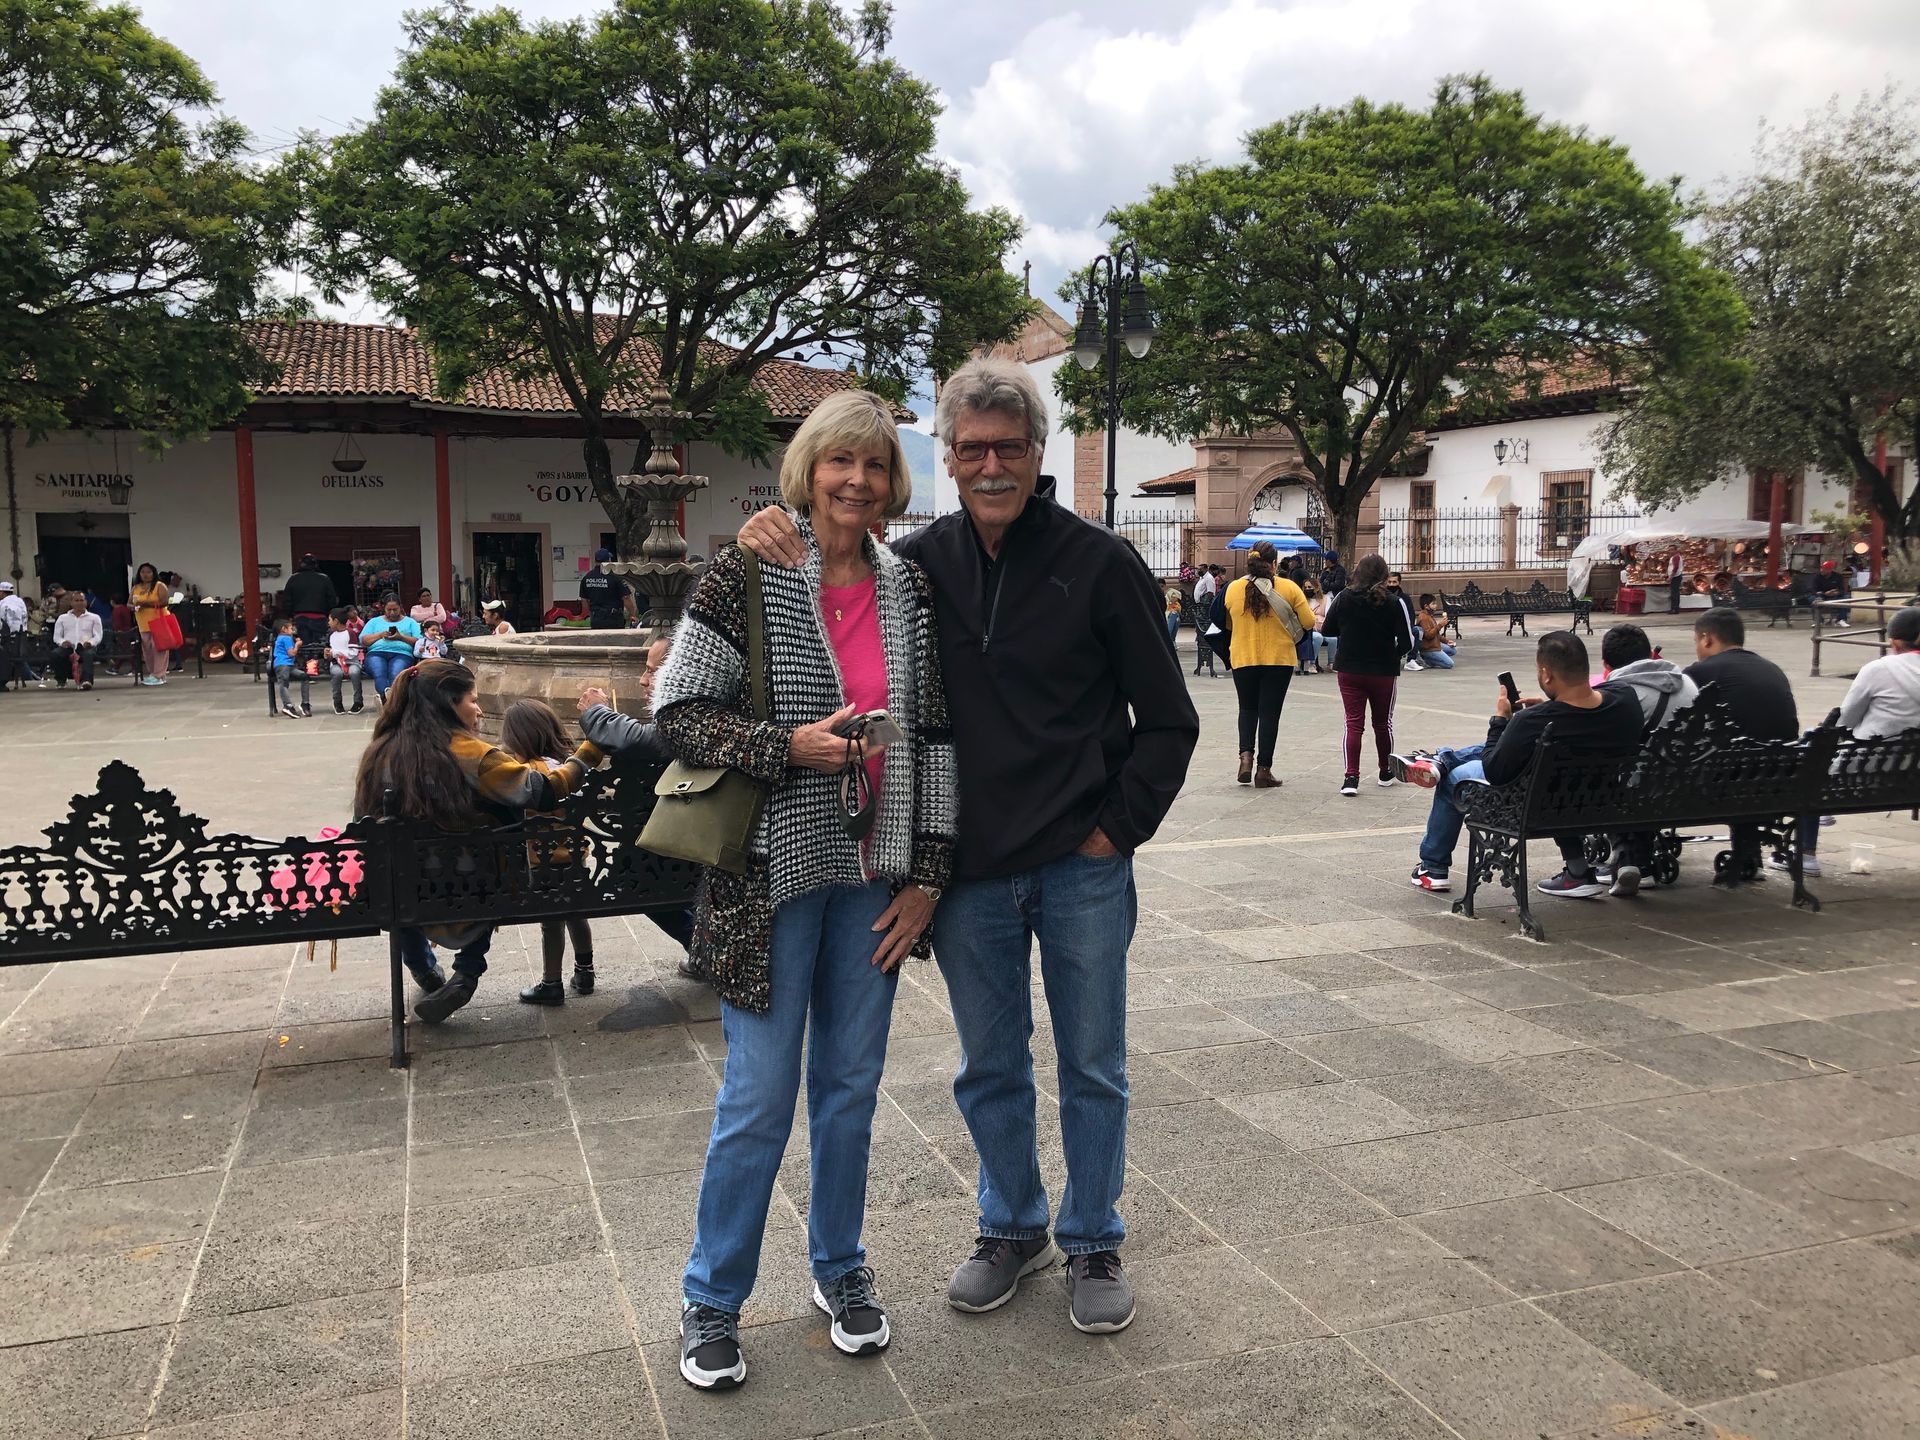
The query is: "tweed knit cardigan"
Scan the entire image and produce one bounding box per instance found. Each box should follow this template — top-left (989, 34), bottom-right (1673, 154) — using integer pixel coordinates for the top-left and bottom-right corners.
top-left (650, 524), bottom-right (957, 1012)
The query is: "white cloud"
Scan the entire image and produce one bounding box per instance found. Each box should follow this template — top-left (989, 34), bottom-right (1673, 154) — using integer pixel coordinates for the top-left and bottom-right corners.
top-left (931, 0), bottom-right (1920, 306)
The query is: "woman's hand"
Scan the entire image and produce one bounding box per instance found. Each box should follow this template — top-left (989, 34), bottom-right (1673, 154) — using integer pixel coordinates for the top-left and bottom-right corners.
top-left (788, 704), bottom-right (884, 773)
top-left (578, 686), bottom-right (610, 714)
top-left (869, 883), bottom-right (937, 971)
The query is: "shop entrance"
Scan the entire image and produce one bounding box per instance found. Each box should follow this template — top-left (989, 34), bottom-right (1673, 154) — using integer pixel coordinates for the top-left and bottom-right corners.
top-left (35, 514), bottom-right (133, 601)
top-left (288, 527), bottom-right (421, 613)
top-left (473, 530), bottom-right (544, 634)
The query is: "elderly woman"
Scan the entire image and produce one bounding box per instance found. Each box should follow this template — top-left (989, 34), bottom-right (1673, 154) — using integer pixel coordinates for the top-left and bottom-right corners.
top-left (590, 388), bottom-right (954, 1393)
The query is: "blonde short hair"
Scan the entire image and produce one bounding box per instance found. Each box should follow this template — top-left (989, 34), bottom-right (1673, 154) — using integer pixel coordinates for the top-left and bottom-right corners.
top-left (778, 389), bottom-right (914, 519)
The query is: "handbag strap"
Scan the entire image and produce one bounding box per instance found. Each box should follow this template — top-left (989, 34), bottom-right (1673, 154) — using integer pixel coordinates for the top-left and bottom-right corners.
top-left (742, 546), bottom-right (769, 723)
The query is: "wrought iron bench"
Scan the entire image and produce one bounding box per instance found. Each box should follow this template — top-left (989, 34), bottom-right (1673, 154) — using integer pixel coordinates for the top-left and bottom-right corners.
top-left (3, 627), bottom-right (146, 687)
top-left (1450, 697), bottom-right (1838, 940)
top-left (0, 755), bottom-right (699, 1066)
top-left (1725, 573), bottom-right (1810, 628)
top-left (1440, 581), bottom-right (1595, 637)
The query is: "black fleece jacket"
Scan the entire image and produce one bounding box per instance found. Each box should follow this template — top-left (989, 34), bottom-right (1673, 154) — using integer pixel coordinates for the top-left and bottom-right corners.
top-left (894, 497), bottom-right (1199, 880)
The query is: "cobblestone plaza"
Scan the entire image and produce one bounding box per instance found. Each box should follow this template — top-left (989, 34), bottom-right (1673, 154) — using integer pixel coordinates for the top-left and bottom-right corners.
top-left (2, 615), bottom-right (1916, 1439)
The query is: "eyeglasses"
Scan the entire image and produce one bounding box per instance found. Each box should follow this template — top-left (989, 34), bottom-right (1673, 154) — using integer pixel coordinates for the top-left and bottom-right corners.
top-left (949, 439), bottom-right (1033, 463)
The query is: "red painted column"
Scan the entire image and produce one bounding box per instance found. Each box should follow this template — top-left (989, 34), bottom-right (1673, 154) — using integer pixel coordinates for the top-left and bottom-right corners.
top-left (434, 429), bottom-right (453, 602)
top-left (235, 427), bottom-right (261, 637)
top-left (1764, 470), bottom-right (1786, 589)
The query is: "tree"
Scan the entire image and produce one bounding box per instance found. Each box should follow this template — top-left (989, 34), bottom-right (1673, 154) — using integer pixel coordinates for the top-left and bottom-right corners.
top-left (300, 0), bottom-right (1024, 558)
top-left (0, 0), bottom-right (287, 444)
top-left (1056, 76), bottom-right (1741, 558)
top-left (1602, 94), bottom-right (1920, 557)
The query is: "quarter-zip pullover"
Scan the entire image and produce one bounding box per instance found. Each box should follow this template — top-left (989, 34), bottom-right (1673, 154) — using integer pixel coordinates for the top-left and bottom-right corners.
top-left (895, 496), bottom-right (1199, 880)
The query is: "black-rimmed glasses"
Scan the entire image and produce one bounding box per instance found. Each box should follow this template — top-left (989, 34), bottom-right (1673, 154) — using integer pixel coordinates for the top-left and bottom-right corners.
top-left (949, 439), bottom-right (1034, 463)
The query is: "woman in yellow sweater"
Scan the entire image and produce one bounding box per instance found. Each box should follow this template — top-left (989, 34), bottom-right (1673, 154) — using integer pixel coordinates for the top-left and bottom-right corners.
top-left (1223, 543), bottom-right (1317, 787)
top-left (128, 562), bottom-right (171, 686)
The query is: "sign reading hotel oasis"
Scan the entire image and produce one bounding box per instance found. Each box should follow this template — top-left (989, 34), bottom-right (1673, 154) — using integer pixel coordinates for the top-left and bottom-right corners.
top-left (34, 471), bottom-right (133, 501)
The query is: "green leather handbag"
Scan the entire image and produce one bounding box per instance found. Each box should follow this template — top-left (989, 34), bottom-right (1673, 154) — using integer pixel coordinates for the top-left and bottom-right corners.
top-left (639, 550), bottom-right (769, 875)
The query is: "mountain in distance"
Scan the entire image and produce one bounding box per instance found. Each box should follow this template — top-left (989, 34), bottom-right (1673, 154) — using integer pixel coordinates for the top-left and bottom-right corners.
top-left (898, 426), bottom-right (937, 513)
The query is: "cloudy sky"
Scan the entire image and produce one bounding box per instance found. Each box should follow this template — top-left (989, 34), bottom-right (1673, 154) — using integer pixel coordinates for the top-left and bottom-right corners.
top-left (144, 0), bottom-right (1915, 333)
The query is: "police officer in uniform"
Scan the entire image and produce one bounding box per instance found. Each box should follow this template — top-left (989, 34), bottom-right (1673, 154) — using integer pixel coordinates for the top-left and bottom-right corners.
top-left (580, 548), bottom-right (636, 629)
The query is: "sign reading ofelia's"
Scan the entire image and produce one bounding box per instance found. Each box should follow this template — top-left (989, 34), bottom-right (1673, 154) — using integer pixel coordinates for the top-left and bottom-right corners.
top-left (35, 472), bottom-right (133, 500)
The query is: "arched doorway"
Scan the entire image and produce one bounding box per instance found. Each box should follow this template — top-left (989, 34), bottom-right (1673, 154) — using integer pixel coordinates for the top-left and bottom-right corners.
top-left (1249, 478), bottom-right (1331, 550)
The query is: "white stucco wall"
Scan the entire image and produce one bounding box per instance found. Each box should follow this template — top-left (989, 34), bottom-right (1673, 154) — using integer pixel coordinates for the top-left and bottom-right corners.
top-left (3, 427), bottom-right (789, 606)
top-left (1375, 410), bottom-right (1855, 526)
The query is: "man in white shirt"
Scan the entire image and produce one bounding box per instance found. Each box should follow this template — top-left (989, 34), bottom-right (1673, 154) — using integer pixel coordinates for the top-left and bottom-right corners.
top-left (0, 580), bottom-right (30, 691)
top-left (52, 590), bottom-right (104, 689)
top-left (1190, 565), bottom-right (1221, 677)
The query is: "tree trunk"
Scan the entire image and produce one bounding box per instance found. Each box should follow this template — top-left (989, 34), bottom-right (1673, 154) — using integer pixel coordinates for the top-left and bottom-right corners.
top-left (1325, 484), bottom-right (1364, 566)
top-left (581, 428), bottom-right (650, 560)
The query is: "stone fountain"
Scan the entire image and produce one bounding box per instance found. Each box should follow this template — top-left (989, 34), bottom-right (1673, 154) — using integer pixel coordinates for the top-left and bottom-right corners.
top-left (458, 389), bottom-right (708, 737)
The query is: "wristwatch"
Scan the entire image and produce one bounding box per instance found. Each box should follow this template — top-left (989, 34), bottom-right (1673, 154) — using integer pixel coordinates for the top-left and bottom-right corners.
top-left (912, 882), bottom-right (944, 904)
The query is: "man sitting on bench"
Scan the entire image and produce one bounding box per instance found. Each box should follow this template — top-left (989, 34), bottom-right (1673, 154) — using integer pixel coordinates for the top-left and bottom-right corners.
top-left (1392, 631), bottom-right (1644, 897)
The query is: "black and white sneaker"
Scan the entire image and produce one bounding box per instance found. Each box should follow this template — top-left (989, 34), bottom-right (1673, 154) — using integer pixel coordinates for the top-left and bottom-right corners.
top-left (680, 1302), bottom-right (746, 1389)
top-left (1339, 774), bottom-right (1359, 796)
top-left (813, 1265), bottom-right (890, 1355)
top-left (1377, 768), bottom-right (1397, 788)
top-left (1537, 869), bottom-right (1607, 899)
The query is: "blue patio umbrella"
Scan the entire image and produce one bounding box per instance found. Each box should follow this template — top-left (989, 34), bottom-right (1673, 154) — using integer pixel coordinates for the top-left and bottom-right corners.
top-left (1226, 524), bottom-right (1322, 554)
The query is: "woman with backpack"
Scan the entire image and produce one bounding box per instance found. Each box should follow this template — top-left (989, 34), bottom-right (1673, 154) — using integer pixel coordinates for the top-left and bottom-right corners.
top-left (1221, 542), bottom-right (1316, 788)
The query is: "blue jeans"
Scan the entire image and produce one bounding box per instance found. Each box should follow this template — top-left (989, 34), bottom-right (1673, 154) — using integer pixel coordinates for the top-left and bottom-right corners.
top-left (397, 926), bottom-right (493, 983)
top-left (1417, 744), bottom-right (1588, 876)
top-left (934, 849), bottom-right (1135, 1256)
top-left (1318, 634), bottom-right (1337, 670)
top-left (683, 880), bottom-right (898, 1314)
top-left (1421, 644), bottom-right (1456, 669)
top-left (1418, 745), bottom-right (1487, 872)
top-left (365, 649), bottom-right (413, 698)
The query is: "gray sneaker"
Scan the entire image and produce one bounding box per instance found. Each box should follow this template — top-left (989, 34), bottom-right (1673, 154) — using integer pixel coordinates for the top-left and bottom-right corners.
top-left (1067, 1251), bottom-right (1135, 1334)
top-left (947, 1234), bottom-right (1061, 1313)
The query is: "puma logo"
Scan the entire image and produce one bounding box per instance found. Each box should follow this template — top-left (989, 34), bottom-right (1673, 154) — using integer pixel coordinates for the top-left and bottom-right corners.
top-left (1049, 575), bottom-right (1075, 599)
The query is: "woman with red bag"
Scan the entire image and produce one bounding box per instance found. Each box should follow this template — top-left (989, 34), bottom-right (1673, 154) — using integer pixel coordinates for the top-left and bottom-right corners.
top-left (129, 562), bottom-right (176, 686)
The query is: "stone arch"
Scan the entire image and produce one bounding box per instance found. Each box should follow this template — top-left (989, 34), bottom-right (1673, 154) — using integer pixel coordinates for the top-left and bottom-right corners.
top-left (1245, 463), bottom-right (1320, 527)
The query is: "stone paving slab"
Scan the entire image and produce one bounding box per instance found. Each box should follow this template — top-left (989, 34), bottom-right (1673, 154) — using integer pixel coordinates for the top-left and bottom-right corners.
top-left (2, 620), bottom-right (1918, 1436)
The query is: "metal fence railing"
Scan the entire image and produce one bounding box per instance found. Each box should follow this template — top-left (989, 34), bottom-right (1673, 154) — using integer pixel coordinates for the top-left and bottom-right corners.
top-left (886, 509), bottom-right (1199, 578)
top-left (1378, 506), bottom-right (1642, 572)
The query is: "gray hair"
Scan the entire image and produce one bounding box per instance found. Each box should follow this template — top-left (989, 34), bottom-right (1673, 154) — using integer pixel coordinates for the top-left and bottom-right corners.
top-left (934, 357), bottom-right (1050, 448)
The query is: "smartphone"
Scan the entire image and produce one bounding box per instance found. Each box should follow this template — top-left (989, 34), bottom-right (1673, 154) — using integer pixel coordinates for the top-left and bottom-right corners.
top-left (833, 709), bottom-right (906, 749)
top-left (1497, 671), bottom-right (1521, 707)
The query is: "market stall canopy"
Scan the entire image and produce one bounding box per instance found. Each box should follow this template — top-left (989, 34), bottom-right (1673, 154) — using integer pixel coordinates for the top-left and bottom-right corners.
top-left (1227, 524), bottom-right (1323, 554)
top-left (1569, 519), bottom-right (1818, 563)
top-left (1566, 519), bottom-right (1818, 594)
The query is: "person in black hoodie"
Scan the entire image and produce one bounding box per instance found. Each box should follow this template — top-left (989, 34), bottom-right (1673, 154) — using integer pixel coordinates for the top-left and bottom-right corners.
top-left (1391, 630), bottom-right (1643, 896)
top-left (740, 356), bottom-right (1197, 1339)
top-left (1321, 555), bottom-right (1411, 795)
top-left (282, 554), bottom-right (340, 655)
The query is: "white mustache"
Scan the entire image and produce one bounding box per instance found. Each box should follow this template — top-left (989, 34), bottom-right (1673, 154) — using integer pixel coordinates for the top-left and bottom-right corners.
top-left (969, 479), bottom-right (1019, 495)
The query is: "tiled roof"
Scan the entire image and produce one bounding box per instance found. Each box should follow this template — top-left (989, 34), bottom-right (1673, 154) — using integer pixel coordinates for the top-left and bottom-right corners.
top-left (1139, 466), bottom-right (1196, 496)
top-left (246, 318), bottom-right (872, 420)
top-left (979, 300), bottom-right (1074, 365)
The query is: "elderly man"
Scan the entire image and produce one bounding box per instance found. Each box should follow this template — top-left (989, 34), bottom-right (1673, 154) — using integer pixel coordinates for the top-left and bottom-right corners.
top-left (741, 358), bottom-right (1198, 1335)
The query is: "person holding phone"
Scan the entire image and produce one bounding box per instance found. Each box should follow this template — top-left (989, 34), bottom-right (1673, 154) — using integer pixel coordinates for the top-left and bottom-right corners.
top-left (1390, 630), bottom-right (1643, 895)
top-left (624, 389), bottom-right (955, 1393)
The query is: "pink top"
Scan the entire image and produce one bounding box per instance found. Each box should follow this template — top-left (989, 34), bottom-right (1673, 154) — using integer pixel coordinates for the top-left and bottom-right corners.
top-left (821, 577), bottom-right (889, 822)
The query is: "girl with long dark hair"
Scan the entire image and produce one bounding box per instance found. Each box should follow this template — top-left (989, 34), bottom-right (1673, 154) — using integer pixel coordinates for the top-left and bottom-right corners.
top-left (1221, 542), bottom-right (1316, 787)
top-left (351, 661), bottom-right (604, 1023)
top-left (498, 698), bottom-right (597, 1005)
top-left (1320, 554), bottom-right (1411, 796)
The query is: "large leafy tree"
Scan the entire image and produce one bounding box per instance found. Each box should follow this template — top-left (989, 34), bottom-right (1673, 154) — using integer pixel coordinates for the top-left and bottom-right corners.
top-left (300, 0), bottom-right (1024, 557)
top-left (1602, 94), bottom-right (1920, 558)
top-left (0, 0), bottom-right (286, 451)
top-left (1057, 76), bottom-right (1741, 558)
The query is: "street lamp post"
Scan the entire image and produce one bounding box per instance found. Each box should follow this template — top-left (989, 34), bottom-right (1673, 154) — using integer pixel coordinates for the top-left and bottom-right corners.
top-left (1072, 242), bottom-right (1155, 529)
